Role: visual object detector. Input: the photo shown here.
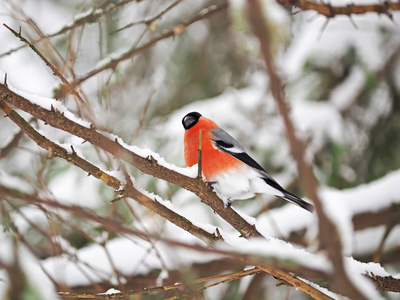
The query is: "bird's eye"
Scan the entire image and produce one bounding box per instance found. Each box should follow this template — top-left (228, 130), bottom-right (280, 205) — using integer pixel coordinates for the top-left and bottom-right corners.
top-left (182, 112), bottom-right (201, 129)
top-left (183, 116), bottom-right (195, 129)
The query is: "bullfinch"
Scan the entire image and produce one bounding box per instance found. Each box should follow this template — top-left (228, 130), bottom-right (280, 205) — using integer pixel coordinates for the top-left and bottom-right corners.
top-left (182, 112), bottom-right (314, 212)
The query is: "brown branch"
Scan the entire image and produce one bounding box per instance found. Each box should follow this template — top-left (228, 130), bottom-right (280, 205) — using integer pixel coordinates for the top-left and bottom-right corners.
top-left (3, 184), bottom-right (399, 295)
top-left (360, 246), bottom-right (400, 266)
top-left (241, 272), bottom-right (267, 300)
top-left (0, 127), bottom-right (25, 159)
top-left (288, 203), bottom-right (400, 251)
top-left (340, 43), bottom-right (400, 116)
top-left (3, 23), bottom-right (91, 116)
top-left (0, 83), bottom-right (261, 239)
top-left (69, 2), bottom-right (229, 88)
top-left (353, 203), bottom-right (400, 231)
top-left (120, 239), bottom-right (400, 294)
top-left (245, 1), bottom-right (369, 299)
top-left (0, 85), bottom-right (337, 297)
top-left (277, 0), bottom-right (400, 18)
top-left (0, 184), bottom-right (330, 297)
top-left (114, 0), bottom-right (183, 33)
top-left (165, 268), bottom-right (263, 300)
top-left (130, 89), bottom-right (155, 142)
top-left (0, 200), bottom-right (60, 287)
top-left (58, 268), bottom-right (262, 299)
top-left (255, 265), bottom-right (334, 300)
top-left (0, 99), bottom-right (218, 245)
top-left (0, 184), bottom-right (158, 242)
top-left (0, 0), bottom-right (138, 58)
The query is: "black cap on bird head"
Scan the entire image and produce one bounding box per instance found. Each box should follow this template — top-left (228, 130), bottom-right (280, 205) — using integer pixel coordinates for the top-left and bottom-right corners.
top-left (182, 112), bottom-right (202, 130)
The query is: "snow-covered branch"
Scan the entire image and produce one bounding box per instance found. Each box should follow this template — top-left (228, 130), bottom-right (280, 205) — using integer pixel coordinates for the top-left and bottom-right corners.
top-left (0, 83), bottom-right (261, 239)
top-left (277, 0), bottom-right (400, 18)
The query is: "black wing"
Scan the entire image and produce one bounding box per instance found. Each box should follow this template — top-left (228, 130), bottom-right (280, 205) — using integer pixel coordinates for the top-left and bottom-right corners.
top-left (211, 128), bottom-right (314, 212)
top-left (211, 128), bottom-right (283, 190)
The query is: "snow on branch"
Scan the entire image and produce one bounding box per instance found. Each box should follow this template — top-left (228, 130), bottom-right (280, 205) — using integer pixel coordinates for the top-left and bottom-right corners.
top-left (0, 98), bottom-right (218, 245)
top-left (0, 83), bottom-right (341, 298)
top-left (245, 0), bottom-right (383, 298)
top-left (277, 0), bottom-right (400, 18)
top-left (68, 3), bottom-right (229, 90)
top-left (0, 0), bottom-right (136, 58)
top-left (0, 83), bottom-right (261, 240)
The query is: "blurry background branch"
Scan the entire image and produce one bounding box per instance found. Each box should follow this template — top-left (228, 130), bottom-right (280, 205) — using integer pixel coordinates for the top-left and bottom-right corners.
top-left (0, 0), bottom-right (137, 58)
top-left (1, 0), bottom-right (400, 299)
top-left (1, 83), bottom-right (340, 297)
top-left (4, 178), bottom-right (398, 296)
top-left (0, 84), bottom-right (261, 239)
top-left (0, 97), bottom-right (219, 244)
top-left (246, 0), bottom-right (371, 299)
top-left (1, 76), bottom-right (348, 298)
top-left (68, 2), bottom-right (229, 91)
top-left (0, 83), bottom-right (264, 239)
top-left (277, 0), bottom-right (400, 18)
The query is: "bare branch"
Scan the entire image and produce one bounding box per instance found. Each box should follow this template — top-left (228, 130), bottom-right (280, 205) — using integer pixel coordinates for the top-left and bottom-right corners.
top-left (340, 43), bottom-right (400, 116)
top-left (69, 3), bottom-right (229, 89)
top-left (245, 0), bottom-right (369, 298)
top-left (0, 84), bottom-right (338, 297)
top-left (277, 0), bottom-right (400, 18)
top-left (0, 99), bottom-right (218, 245)
top-left (0, 83), bottom-right (261, 239)
top-left (2, 23), bottom-right (92, 117)
top-left (0, 0), bottom-right (138, 58)
top-left (114, 0), bottom-right (184, 33)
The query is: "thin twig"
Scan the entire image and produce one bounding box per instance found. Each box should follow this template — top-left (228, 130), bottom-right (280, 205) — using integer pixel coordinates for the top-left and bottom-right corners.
top-left (197, 129), bottom-right (203, 179)
top-left (372, 222), bottom-right (396, 263)
top-left (70, 3), bottom-right (229, 88)
top-left (0, 83), bottom-right (261, 239)
top-left (165, 268), bottom-right (263, 300)
top-left (2, 23), bottom-right (91, 113)
top-left (0, 98), bottom-right (219, 245)
top-left (0, 126), bottom-right (25, 159)
top-left (130, 88), bottom-right (155, 142)
top-left (0, 0), bottom-right (138, 58)
top-left (246, 0), bottom-right (368, 299)
top-left (114, 0), bottom-right (184, 33)
top-left (1, 183), bottom-right (398, 293)
top-left (58, 268), bottom-right (262, 299)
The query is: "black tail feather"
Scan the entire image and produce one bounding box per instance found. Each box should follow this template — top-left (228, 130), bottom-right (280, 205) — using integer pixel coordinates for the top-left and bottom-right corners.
top-left (260, 177), bottom-right (314, 212)
top-left (280, 191), bottom-right (314, 213)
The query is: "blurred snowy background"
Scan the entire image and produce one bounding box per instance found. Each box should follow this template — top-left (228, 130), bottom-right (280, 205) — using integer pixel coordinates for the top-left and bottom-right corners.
top-left (0, 0), bottom-right (400, 299)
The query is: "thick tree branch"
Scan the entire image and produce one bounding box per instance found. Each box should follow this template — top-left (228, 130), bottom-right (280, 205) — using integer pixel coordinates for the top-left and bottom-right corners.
top-left (0, 99), bottom-right (218, 245)
top-left (0, 85), bottom-right (337, 297)
top-left (3, 182), bottom-right (399, 295)
top-left (0, 83), bottom-right (261, 239)
top-left (245, 0), bottom-right (369, 299)
top-left (0, 183), bottom-right (330, 298)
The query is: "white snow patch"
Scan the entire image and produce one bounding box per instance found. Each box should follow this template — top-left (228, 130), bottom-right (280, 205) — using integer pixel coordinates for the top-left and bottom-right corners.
top-left (221, 236), bottom-right (331, 273)
top-left (105, 132), bottom-right (198, 178)
top-left (101, 288), bottom-right (121, 295)
top-left (7, 83), bottom-right (91, 128)
top-left (320, 190), bottom-right (354, 256)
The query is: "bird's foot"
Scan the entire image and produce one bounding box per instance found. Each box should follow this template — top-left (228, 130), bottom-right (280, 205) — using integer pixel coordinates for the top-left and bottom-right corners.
top-left (205, 181), bottom-right (217, 191)
top-left (224, 199), bottom-right (232, 208)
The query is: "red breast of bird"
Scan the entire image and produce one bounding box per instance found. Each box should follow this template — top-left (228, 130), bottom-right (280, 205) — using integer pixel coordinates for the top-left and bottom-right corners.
top-left (183, 113), bottom-right (284, 203)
